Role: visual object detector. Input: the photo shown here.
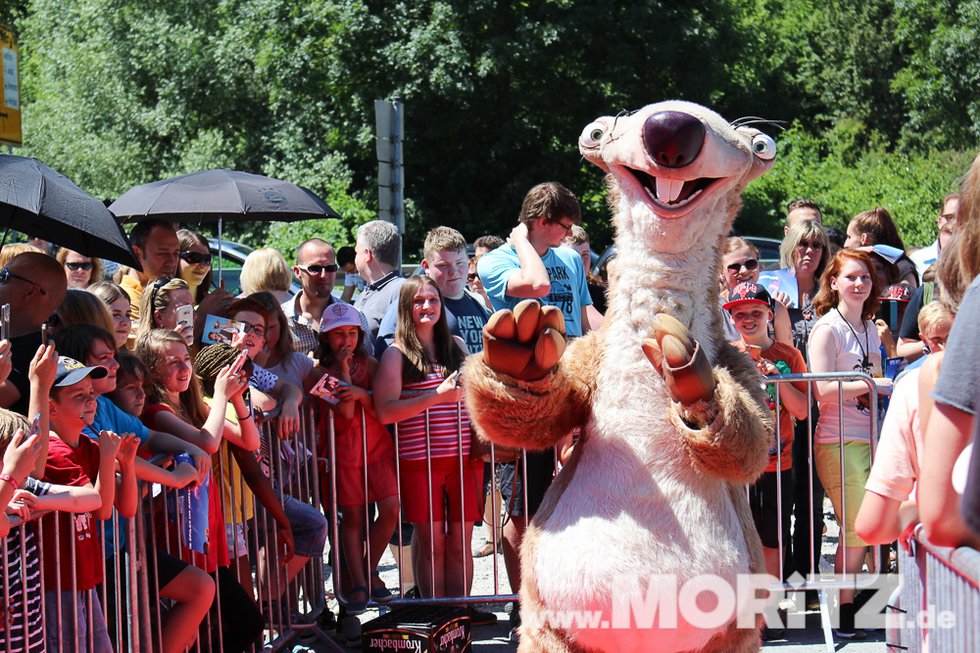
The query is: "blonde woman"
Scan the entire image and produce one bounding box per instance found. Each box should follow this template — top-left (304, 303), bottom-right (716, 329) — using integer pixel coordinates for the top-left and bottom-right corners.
top-left (239, 248), bottom-right (292, 303)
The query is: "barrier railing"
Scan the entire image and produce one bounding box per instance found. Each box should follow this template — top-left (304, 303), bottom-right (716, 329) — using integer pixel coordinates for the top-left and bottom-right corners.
top-left (0, 402), bottom-right (330, 653)
top-left (889, 525), bottom-right (980, 652)
top-left (5, 369), bottom-right (977, 650)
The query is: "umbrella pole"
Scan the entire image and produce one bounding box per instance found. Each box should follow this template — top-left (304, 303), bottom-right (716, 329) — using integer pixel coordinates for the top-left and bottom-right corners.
top-left (217, 216), bottom-right (223, 287)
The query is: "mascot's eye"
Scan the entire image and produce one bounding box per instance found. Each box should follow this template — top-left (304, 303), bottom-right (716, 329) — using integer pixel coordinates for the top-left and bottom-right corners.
top-left (751, 133), bottom-right (776, 160)
top-left (579, 121), bottom-right (606, 149)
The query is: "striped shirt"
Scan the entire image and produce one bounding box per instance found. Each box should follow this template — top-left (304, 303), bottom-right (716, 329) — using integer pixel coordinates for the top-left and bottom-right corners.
top-left (395, 368), bottom-right (471, 462)
top-left (1, 477), bottom-right (49, 653)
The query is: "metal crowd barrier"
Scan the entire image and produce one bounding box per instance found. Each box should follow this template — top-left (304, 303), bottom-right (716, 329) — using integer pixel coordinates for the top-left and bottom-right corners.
top-left (6, 368), bottom-right (973, 651)
top-left (0, 403), bottom-right (328, 653)
top-left (889, 525), bottom-right (980, 652)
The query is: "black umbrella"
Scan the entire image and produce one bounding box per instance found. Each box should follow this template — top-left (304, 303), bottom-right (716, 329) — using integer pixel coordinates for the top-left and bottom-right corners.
top-left (0, 154), bottom-right (141, 269)
top-left (109, 168), bottom-right (340, 282)
top-left (108, 168), bottom-right (340, 223)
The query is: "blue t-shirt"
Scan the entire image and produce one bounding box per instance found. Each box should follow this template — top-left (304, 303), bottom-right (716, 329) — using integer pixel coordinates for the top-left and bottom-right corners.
top-left (86, 395), bottom-right (149, 443)
top-left (85, 395), bottom-right (148, 554)
top-left (478, 244), bottom-right (591, 337)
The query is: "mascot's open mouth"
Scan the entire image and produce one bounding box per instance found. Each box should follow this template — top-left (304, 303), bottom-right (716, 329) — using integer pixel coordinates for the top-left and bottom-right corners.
top-left (626, 167), bottom-right (718, 212)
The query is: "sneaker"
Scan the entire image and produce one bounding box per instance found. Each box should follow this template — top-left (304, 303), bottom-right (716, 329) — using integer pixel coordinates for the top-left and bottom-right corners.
top-left (463, 606), bottom-right (499, 627)
top-left (338, 615), bottom-right (362, 648)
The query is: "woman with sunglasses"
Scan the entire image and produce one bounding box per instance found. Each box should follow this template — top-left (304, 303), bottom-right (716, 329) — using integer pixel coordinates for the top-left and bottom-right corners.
top-left (177, 230), bottom-right (213, 305)
top-left (719, 237), bottom-right (791, 344)
top-left (56, 248), bottom-right (103, 288)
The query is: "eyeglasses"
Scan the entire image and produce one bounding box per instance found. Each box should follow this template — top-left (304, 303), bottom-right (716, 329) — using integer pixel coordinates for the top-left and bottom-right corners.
top-left (797, 240), bottom-right (824, 250)
top-left (0, 267), bottom-right (47, 296)
top-left (297, 264), bottom-right (339, 275)
top-left (241, 322), bottom-right (266, 338)
top-left (65, 261), bottom-right (93, 271)
top-left (554, 220), bottom-right (574, 233)
top-left (180, 251), bottom-right (212, 266)
top-left (725, 259), bottom-right (759, 273)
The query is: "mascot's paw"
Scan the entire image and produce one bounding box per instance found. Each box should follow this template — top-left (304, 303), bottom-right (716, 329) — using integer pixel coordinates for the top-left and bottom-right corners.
top-left (483, 300), bottom-right (566, 381)
top-left (642, 313), bottom-right (716, 404)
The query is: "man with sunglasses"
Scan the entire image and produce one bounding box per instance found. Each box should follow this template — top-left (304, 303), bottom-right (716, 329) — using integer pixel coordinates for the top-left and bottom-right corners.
top-left (0, 252), bottom-right (69, 415)
top-left (282, 238), bottom-right (368, 356)
top-left (122, 218), bottom-right (180, 323)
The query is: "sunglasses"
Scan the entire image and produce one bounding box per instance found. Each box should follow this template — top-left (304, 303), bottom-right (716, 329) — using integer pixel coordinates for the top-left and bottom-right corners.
top-left (725, 259), bottom-right (759, 273)
top-left (180, 251), bottom-right (213, 266)
top-left (797, 240), bottom-right (824, 250)
top-left (66, 261), bottom-right (93, 271)
top-left (467, 273), bottom-right (479, 281)
top-left (297, 264), bottom-right (339, 275)
top-left (0, 267), bottom-right (47, 296)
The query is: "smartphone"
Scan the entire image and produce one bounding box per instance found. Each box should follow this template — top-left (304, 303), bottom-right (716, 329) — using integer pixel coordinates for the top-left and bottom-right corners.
top-left (229, 350), bottom-right (248, 376)
top-left (175, 304), bottom-right (194, 329)
top-left (28, 411), bottom-right (41, 438)
top-left (41, 323), bottom-right (51, 346)
top-left (1, 303), bottom-right (9, 341)
top-left (453, 370), bottom-right (463, 387)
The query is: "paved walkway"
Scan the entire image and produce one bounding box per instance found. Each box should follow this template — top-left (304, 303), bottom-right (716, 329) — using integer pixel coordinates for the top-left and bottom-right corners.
top-left (302, 501), bottom-right (891, 652)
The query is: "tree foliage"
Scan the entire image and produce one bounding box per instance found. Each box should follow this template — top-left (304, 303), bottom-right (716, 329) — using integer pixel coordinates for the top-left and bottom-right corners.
top-left (10, 0), bottom-right (980, 254)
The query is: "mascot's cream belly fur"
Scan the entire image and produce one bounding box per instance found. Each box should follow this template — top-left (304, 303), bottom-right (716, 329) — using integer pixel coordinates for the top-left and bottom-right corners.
top-left (463, 101), bottom-right (777, 653)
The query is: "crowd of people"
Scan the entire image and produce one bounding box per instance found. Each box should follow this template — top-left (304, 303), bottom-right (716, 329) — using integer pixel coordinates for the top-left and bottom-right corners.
top-left (1, 153), bottom-right (979, 651)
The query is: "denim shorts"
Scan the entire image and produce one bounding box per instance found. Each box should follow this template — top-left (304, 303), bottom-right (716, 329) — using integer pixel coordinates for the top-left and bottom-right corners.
top-left (44, 589), bottom-right (113, 653)
top-left (281, 494), bottom-right (328, 558)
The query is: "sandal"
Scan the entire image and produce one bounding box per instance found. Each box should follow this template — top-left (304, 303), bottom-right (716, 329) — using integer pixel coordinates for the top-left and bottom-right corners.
top-left (473, 541), bottom-right (498, 557)
top-left (346, 586), bottom-right (369, 615)
top-left (370, 572), bottom-right (394, 602)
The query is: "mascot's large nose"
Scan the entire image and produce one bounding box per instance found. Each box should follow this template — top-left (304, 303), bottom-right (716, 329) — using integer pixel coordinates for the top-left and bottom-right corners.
top-left (642, 111), bottom-right (705, 168)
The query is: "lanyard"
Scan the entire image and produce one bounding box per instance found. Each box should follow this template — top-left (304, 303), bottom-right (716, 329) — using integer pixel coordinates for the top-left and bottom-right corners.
top-left (835, 308), bottom-right (870, 369)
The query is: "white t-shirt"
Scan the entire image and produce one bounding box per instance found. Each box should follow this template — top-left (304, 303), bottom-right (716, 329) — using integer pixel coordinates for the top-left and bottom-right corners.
top-left (809, 309), bottom-right (882, 444)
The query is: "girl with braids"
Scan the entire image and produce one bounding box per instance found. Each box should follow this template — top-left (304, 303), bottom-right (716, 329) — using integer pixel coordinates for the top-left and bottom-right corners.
top-left (196, 344), bottom-right (307, 608)
top-left (136, 276), bottom-right (195, 346)
top-left (314, 302), bottom-right (398, 613)
top-left (373, 275), bottom-right (480, 599)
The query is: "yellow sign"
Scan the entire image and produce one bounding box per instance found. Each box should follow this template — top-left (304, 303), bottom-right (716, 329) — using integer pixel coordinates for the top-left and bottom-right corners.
top-left (0, 26), bottom-right (22, 147)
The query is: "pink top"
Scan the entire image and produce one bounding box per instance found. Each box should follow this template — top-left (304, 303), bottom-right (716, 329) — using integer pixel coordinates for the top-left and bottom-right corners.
top-left (866, 368), bottom-right (921, 502)
top-left (395, 366), bottom-right (471, 461)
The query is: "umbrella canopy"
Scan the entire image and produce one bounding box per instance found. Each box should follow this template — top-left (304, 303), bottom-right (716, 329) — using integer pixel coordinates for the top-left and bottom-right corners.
top-left (0, 154), bottom-right (141, 269)
top-left (109, 169), bottom-right (340, 223)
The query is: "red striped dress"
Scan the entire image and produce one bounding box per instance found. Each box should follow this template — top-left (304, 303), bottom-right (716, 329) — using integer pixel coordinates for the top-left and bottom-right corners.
top-left (395, 365), bottom-right (471, 461)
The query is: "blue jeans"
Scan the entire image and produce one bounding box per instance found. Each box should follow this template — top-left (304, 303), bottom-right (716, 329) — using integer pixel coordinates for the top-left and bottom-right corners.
top-left (282, 494), bottom-right (328, 558)
top-left (44, 589), bottom-right (112, 653)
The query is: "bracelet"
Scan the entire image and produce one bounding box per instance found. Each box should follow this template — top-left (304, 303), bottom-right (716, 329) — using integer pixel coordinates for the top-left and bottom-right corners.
top-left (236, 410), bottom-right (252, 421)
top-left (0, 473), bottom-right (19, 490)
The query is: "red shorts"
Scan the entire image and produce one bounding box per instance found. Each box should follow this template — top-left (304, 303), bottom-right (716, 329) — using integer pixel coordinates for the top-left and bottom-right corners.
top-left (336, 456), bottom-right (399, 507)
top-left (399, 457), bottom-right (483, 523)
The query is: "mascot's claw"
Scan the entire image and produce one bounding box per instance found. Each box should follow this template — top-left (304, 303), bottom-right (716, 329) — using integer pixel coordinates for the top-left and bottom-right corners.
top-left (642, 314), bottom-right (716, 404)
top-left (483, 300), bottom-right (566, 381)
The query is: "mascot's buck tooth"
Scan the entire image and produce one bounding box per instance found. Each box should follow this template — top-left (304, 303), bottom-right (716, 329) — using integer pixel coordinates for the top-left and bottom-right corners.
top-left (462, 101), bottom-right (777, 653)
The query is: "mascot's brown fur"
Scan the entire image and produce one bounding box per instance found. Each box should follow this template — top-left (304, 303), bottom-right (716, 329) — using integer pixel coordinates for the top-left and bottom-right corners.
top-left (462, 101), bottom-right (777, 653)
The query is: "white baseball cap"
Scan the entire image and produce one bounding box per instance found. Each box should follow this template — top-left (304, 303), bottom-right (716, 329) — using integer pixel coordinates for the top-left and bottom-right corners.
top-left (319, 302), bottom-right (363, 334)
